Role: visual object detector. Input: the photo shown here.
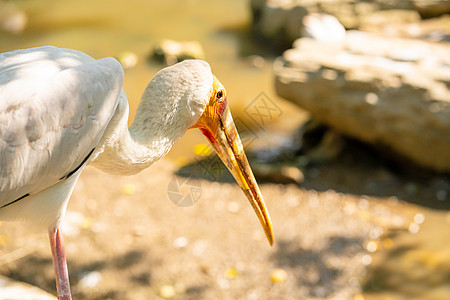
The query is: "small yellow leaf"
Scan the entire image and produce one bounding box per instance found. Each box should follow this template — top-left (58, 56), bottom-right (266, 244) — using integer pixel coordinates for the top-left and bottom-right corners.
top-left (193, 144), bottom-right (211, 156)
top-left (81, 217), bottom-right (93, 229)
top-left (224, 267), bottom-right (239, 279)
top-left (121, 184), bottom-right (136, 195)
top-left (0, 234), bottom-right (8, 246)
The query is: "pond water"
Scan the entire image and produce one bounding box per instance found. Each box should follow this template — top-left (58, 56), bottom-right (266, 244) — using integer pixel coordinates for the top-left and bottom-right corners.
top-left (1, 1), bottom-right (449, 299)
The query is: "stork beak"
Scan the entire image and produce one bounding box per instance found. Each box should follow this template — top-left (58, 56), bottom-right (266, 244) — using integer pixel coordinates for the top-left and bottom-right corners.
top-left (198, 105), bottom-right (274, 246)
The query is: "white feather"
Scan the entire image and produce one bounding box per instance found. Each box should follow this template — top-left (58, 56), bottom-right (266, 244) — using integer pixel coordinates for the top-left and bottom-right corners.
top-left (0, 46), bottom-right (213, 228)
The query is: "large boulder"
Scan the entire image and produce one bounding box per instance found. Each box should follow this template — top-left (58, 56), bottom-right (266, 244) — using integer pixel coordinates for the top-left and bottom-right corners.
top-left (274, 31), bottom-right (450, 172)
top-left (251, 0), bottom-right (450, 48)
top-left (413, 0), bottom-right (450, 18)
top-left (250, 0), bottom-right (450, 47)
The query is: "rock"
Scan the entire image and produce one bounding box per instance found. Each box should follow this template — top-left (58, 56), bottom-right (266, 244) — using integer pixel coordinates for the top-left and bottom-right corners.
top-left (270, 268), bottom-right (288, 283)
top-left (0, 3), bottom-right (27, 35)
top-left (0, 275), bottom-right (56, 299)
top-left (116, 51), bottom-right (138, 70)
top-left (252, 163), bottom-right (304, 184)
top-left (274, 31), bottom-right (450, 172)
top-left (304, 129), bottom-right (345, 164)
top-left (251, 0), bottom-right (422, 47)
top-left (251, 0), bottom-right (309, 48)
top-left (151, 39), bottom-right (205, 66)
top-left (76, 271), bottom-right (102, 290)
top-left (245, 55), bottom-right (266, 68)
top-left (302, 13), bottom-right (346, 43)
top-left (159, 285), bottom-right (176, 298)
top-left (359, 13), bottom-right (450, 42)
top-left (413, 0), bottom-right (450, 18)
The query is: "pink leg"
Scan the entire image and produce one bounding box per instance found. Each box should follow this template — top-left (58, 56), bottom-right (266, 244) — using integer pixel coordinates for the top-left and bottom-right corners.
top-left (48, 227), bottom-right (72, 300)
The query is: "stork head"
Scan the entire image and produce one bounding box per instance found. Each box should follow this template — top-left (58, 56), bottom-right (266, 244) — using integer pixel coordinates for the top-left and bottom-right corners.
top-left (186, 61), bottom-right (274, 246)
top-left (141, 60), bottom-right (273, 245)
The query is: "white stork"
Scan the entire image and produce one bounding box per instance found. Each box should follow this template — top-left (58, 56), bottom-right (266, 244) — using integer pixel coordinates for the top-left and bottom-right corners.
top-left (0, 46), bottom-right (273, 300)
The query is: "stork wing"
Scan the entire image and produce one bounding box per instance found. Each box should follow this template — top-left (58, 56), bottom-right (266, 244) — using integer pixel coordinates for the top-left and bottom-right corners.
top-left (0, 46), bottom-right (124, 206)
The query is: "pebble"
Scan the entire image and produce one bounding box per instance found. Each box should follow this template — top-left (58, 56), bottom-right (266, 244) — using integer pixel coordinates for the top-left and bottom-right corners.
top-left (413, 213), bottom-right (425, 224)
top-left (408, 222), bottom-right (420, 234)
top-left (159, 285), bottom-right (176, 298)
top-left (358, 198), bottom-right (370, 210)
top-left (91, 221), bottom-right (106, 233)
top-left (365, 92), bottom-right (379, 105)
top-left (77, 271), bottom-right (102, 290)
top-left (270, 268), bottom-right (287, 283)
top-left (344, 203), bottom-right (357, 215)
top-left (368, 226), bottom-right (383, 239)
top-left (133, 225), bottom-right (145, 237)
top-left (1, 6), bottom-right (27, 35)
top-left (253, 164), bottom-right (304, 184)
top-left (217, 277), bottom-right (230, 289)
top-left (247, 290), bottom-right (261, 300)
top-left (116, 51), bottom-right (138, 69)
top-left (366, 241), bottom-right (378, 253)
top-left (361, 254), bottom-right (372, 265)
top-left (173, 236), bottom-right (188, 248)
top-left (227, 201), bottom-right (240, 213)
top-left (152, 39), bottom-right (205, 66)
top-left (192, 240), bottom-right (208, 257)
top-left (391, 215), bottom-right (405, 228)
top-left (302, 13), bottom-right (346, 43)
top-left (245, 55), bottom-right (265, 68)
top-left (286, 195), bottom-right (300, 207)
top-left (62, 211), bottom-right (84, 236)
top-left (280, 166), bottom-right (304, 183)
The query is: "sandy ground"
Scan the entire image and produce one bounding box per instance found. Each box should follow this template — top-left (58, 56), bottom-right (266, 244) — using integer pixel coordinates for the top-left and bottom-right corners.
top-left (0, 145), bottom-right (447, 300)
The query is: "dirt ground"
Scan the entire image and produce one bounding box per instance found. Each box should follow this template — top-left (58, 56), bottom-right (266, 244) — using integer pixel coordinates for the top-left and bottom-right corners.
top-left (0, 141), bottom-right (448, 300)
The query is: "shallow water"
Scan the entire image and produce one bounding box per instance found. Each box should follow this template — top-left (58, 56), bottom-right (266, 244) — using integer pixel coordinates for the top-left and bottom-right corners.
top-left (1, 1), bottom-right (449, 299)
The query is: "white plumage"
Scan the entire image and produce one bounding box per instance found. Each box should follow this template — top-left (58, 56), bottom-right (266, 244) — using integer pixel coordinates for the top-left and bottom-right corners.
top-left (0, 46), bottom-right (211, 228)
top-left (0, 46), bottom-right (272, 300)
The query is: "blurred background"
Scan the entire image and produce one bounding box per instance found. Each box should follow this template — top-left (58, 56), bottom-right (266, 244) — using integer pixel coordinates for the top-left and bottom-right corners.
top-left (0, 0), bottom-right (449, 299)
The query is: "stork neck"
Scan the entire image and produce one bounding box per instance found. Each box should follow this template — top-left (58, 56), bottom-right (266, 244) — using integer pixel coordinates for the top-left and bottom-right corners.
top-left (91, 94), bottom-right (184, 175)
top-left (91, 59), bottom-right (211, 176)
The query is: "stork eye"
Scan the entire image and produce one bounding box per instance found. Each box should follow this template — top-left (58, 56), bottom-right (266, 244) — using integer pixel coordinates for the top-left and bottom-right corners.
top-left (216, 90), bottom-right (224, 100)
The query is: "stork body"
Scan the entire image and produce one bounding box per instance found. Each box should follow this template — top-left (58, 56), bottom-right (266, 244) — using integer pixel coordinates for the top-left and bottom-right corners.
top-left (0, 46), bottom-right (273, 300)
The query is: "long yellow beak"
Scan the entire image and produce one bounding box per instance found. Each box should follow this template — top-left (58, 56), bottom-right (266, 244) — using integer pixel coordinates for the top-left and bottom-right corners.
top-left (205, 105), bottom-right (274, 245)
top-left (190, 75), bottom-right (273, 245)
